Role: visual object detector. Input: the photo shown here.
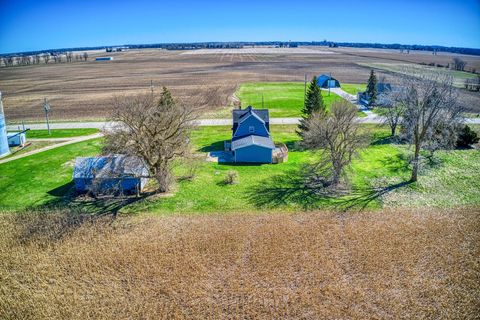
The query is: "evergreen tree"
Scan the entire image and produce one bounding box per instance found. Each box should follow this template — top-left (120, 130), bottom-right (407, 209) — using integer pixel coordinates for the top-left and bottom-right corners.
top-left (366, 69), bottom-right (378, 106)
top-left (302, 76), bottom-right (325, 115)
top-left (159, 86), bottom-right (175, 106)
top-left (298, 76), bottom-right (325, 135)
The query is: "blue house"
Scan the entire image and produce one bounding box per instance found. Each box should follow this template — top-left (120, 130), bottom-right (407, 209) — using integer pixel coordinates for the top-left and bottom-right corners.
top-left (317, 74), bottom-right (341, 88)
top-left (73, 155), bottom-right (149, 195)
top-left (230, 106), bottom-right (276, 163)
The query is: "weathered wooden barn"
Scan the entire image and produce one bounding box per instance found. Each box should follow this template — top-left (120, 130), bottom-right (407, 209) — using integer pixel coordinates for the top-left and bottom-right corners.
top-left (73, 155), bottom-right (149, 195)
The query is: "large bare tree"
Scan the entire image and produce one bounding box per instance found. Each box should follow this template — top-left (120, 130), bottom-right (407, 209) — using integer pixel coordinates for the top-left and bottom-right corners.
top-left (103, 88), bottom-right (198, 193)
top-left (392, 72), bottom-right (462, 181)
top-left (452, 57), bottom-right (466, 71)
top-left (301, 100), bottom-right (364, 187)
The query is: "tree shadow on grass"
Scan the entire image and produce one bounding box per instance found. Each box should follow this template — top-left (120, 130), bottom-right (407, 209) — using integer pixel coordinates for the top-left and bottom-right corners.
top-left (246, 164), bottom-right (414, 211)
top-left (245, 165), bottom-right (337, 210)
top-left (12, 182), bottom-right (155, 245)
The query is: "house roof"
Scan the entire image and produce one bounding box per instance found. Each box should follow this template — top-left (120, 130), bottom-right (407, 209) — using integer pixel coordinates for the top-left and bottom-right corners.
top-left (231, 135), bottom-right (275, 150)
top-left (233, 106), bottom-right (269, 124)
top-left (73, 155), bottom-right (147, 179)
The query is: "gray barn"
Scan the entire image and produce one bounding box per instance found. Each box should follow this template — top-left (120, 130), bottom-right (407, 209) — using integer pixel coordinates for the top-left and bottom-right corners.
top-left (73, 155), bottom-right (149, 195)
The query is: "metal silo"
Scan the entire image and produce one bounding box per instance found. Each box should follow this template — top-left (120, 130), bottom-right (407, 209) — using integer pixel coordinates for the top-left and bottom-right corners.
top-left (0, 92), bottom-right (10, 158)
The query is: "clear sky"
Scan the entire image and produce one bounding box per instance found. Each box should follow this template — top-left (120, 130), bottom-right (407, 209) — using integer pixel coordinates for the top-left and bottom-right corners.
top-left (0, 0), bottom-right (479, 54)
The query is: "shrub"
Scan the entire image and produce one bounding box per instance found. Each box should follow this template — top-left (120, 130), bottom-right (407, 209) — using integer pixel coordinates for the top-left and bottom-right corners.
top-left (456, 125), bottom-right (479, 148)
top-left (224, 170), bottom-right (239, 185)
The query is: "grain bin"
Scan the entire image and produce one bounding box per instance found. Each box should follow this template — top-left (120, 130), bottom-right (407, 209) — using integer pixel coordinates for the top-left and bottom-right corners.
top-left (0, 92), bottom-right (10, 158)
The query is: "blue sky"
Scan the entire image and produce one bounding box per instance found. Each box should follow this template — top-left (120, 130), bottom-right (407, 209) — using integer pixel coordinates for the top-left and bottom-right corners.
top-left (0, 0), bottom-right (479, 53)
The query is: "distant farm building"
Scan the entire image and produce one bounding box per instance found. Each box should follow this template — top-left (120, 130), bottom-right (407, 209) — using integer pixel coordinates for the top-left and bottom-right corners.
top-left (73, 155), bottom-right (149, 195)
top-left (317, 74), bottom-right (341, 88)
top-left (106, 46), bottom-right (128, 52)
top-left (95, 57), bottom-right (114, 61)
top-left (358, 83), bottom-right (393, 106)
top-left (223, 106), bottom-right (287, 163)
top-left (0, 92), bottom-right (9, 158)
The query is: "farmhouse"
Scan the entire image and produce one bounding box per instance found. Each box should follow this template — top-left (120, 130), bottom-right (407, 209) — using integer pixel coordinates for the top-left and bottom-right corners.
top-left (73, 155), bottom-right (149, 195)
top-left (358, 82), bottom-right (393, 106)
top-left (224, 106), bottom-right (287, 163)
top-left (317, 74), bottom-right (341, 88)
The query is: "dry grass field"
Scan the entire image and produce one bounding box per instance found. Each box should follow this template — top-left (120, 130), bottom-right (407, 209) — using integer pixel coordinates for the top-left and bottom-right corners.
top-left (1, 207), bottom-right (479, 319)
top-left (1, 46), bottom-right (479, 122)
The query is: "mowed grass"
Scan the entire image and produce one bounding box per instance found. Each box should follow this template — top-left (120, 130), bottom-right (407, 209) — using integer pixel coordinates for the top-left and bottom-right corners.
top-left (341, 83), bottom-right (366, 95)
top-left (236, 82), bottom-right (344, 117)
top-left (1, 208), bottom-right (478, 319)
top-left (0, 139), bottom-right (103, 210)
top-left (1, 125), bottom-right (479, 212)
top-left (27, 128), bottom-right (99, 139)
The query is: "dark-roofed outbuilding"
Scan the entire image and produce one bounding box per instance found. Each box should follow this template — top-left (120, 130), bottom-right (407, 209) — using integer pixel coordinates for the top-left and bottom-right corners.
top-left (73, 155), bottom-right (149, 195)
top-left (317, 74), bottom-right (341, 88)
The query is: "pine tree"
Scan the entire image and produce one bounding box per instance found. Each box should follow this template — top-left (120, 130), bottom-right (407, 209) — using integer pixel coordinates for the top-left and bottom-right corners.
top-left (298, 76), bottom-right (325, 135)
top-left (366, 69), bottom-right (377, 106)
top-left (159, 86), bottom-right (175, 106)
top-left (302, 76), bottom-right (325, 115)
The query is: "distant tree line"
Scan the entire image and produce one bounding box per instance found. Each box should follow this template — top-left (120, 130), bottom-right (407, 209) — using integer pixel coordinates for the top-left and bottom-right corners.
top-left (2, 41), bottom-right (479, 58)
top-left (1, 52), bottom-right (89, 67)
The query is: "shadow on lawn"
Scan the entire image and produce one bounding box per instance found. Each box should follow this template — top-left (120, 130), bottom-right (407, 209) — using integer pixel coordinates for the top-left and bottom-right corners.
top-left (246, 165), bottom-right (413, 211)
top-left (12, 183), bottom-right (154, 245)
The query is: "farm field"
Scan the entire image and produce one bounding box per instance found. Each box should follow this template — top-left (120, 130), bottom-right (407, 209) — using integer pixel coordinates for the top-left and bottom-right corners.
top-left (1, 47), bottom-right (479, 122)
top-left (1, 125), bottom-right (479, 212)
top-left (1, 207), bottom-right (478, 319)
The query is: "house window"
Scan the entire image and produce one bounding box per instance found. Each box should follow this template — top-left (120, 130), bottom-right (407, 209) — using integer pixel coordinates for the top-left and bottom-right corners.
top-left (249, 126), bottom-right (255, 133)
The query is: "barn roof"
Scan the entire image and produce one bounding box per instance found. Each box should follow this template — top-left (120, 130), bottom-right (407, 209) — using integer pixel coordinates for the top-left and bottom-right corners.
top-left (317, 74), bottom-right (339, 86)
top-left (233, 106), bottom-right (269, 124)
top-left (231, 135), bottom-right (275, 150)
top-left (73, 155), bottom-right (147, 179)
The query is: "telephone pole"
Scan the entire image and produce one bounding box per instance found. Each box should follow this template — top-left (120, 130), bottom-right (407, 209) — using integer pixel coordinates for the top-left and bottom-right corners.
top-left (43, 98), bottom-right (51, 135)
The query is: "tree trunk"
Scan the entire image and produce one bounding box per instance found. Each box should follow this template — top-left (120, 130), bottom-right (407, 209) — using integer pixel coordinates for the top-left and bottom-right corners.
top-left (391, 124), bottom-right (396, 137)
top-left (411, 142), bottom-right (420, 182)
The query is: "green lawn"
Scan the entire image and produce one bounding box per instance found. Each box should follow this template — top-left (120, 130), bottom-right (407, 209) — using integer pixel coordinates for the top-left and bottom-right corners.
top-left (27, 128), bottom-right (99, 139)
top-left (341, 83), bottom-right (366, 95)
top-left (1, 125), bottom-right (479, 213)
top-left (0, 139), bottom-right (103, 210)
top-left (236, 82), bottom-right (344, 117)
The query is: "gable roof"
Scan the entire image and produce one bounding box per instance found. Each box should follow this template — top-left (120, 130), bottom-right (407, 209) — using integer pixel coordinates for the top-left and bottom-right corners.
top-left (73, 155), bottom-right (147, 179)
top-left (231, 135), bottom-right (275, 150)
top-left (233, 106), bottom-right (269, 124)
top-left (317, 74), bottom-right (339, 86)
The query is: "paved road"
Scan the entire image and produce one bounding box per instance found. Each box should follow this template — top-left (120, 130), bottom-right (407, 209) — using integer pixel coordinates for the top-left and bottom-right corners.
top-left (6, 87), bottom-right (480, 131)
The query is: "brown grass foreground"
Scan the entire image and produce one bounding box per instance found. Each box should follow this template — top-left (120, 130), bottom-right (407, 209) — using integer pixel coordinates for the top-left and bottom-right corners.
top-left (1, 208), bottom-right (479, 319)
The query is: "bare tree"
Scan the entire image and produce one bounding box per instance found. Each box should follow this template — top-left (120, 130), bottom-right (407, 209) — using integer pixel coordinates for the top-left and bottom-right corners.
top-left (379, 87), bottom-right (406, 136)
top-left (83, 52), bottom-right (88, 61)
top-left (452, 57), bottom-right (466, 71)
top-left (301, 100), bottom-right (364, 187)
top-left (1, 58), bottom-right (7, 67)
top-left (34, 54), bottom-right (41, 64)
top-left (43, 54), bottom-right (50, 64)
top-left (395, 72), bottom-right (462, 182)
top-left (103, 88), bottom-right (198, 192)
top-left (66, 52), bottom-right (73, 63)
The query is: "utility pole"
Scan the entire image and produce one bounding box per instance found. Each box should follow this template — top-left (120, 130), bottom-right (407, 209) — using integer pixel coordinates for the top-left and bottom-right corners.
top-left (43, 98), bottom-right (51, 135)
